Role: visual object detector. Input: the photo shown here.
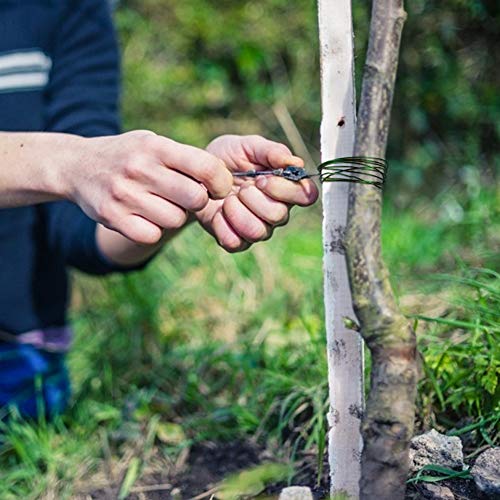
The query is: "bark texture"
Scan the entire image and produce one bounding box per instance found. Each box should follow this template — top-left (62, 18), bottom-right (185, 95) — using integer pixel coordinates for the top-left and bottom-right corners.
top-left (345, 1), bottom-right (419, 498)
top-left (317, 0), bottom-right (364, 496)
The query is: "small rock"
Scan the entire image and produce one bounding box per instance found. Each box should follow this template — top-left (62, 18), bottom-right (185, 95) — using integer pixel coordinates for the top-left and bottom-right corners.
top-left (409, 429), bottom-right (464, 473)
top-left (471, 447), bottom-right (500, 498)
top-left (420, 482), bottom-right (455, 499)
top-left (279, 486), bottom-right (314, 500)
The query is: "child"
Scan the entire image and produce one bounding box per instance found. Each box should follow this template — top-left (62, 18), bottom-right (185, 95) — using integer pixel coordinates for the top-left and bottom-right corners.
top-left (0, 1), bottom-right (317, 417)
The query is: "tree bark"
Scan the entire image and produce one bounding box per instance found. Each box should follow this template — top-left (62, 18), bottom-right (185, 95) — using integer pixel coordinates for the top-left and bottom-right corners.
top-left (345, 1), bottom-right (419, 499)
top-left (317, 0), bottom-right (364, 497)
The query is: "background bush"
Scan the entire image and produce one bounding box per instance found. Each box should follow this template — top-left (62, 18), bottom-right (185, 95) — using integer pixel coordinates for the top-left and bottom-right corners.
top-left (117, 0), bottom-right (499, 197)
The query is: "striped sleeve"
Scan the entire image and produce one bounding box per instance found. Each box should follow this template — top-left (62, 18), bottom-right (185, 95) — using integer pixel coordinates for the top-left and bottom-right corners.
top-left (0, 49), bottom-right (52, 94)
top-left (42, 0), bottom-right (149, 275)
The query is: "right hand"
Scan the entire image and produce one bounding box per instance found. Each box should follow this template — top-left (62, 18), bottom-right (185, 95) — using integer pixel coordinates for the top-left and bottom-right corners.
top-left (64, 131), bottom-right (233, 245)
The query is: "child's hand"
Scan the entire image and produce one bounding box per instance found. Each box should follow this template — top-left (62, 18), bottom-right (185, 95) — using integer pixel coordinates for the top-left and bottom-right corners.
top-left (195, 134), bottom-right (318, 252)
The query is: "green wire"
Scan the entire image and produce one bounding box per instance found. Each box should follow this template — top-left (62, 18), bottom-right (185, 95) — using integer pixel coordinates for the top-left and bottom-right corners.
top-left (317, 156), bottom-right (388, 189)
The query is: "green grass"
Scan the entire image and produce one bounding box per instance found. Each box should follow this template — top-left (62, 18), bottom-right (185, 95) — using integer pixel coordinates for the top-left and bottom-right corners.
top-left (415, 269), bottom-right (500, 441)
top-left (0, 186), bottom-right (498, 498)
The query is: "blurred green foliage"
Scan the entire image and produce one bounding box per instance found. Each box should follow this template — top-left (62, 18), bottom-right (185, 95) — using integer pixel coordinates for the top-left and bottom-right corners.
top-left (117, 0), bottom-right (499, 196)
top-left (417, 269), bottom-right (500, 424)
top-left (1, 2), bottom-right (499, 496)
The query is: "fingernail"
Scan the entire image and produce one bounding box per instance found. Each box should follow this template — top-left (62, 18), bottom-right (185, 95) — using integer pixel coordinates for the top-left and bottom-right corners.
top-left (256, 176), bottom-right (267, 189)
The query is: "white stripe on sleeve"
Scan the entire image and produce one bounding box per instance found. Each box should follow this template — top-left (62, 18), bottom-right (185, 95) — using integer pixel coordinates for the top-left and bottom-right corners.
top-left (0, 50), bottom-right (52, 74)
top-left (0, 72), bottom-right (49, 92)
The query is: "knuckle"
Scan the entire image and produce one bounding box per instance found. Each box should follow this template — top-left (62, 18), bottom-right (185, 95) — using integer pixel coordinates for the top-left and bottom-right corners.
top-left (132, 227), bottom-right (162, 245)
top-left (221, 237), bottom-right (244, 253)
top-left (145, 228), bottom-right (163, 245)
top-left (224, 245), bottom-right (241, 254)
top-left (262, 227), bottom-right (274, 241)
top-left (218, 167), bottom-right (234, 195)
top-left (189, 187), bottom-right (209, 211)
top-left (96, 202), bottom-right (117, 227)
top-left (276, 211), bottom-right (290, 227)
top-left (166, 209), bottom-right (188, 229)
top-left (127, 131), bottom-right (158, 150)
top-left (200, 158), bottom-right (218, 183)
top-left (200, 157), bottom-right (231, 194)
top-left (277, 143), bottom-right (292, 155)
top-left (126, 129), bottom-right (156, 139)
top-left (213, 134), bottom-right (231, 144)
top-left (127, 230), bottom-right (147, 245)
top-left (109, 179), bottom-right (129, 203)
top-left (247, 134), bottom-right (262, 142)
top-left (270, 206), bottom-right (289, 225)
top-left (122, 156), bottom-right (144, 179)
top-left (221, 241), bottom-right (238, 253)
top-left (246, 223), bottom-right (267, 241)
top-left (141, 132), bottom-right (160, 149)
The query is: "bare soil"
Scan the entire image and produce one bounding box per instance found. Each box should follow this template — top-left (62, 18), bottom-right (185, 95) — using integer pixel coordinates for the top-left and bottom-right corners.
top-left (85, 439), bottom-right (483, 500)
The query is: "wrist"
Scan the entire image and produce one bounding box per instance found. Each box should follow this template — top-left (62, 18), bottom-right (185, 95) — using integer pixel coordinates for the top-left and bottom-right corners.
top-left (41, 133), bottom-right (88, 201)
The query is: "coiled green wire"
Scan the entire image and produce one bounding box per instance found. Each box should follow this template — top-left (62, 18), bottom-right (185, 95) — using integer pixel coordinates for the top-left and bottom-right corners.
top-left (318, 156), bottom-right (388, 189)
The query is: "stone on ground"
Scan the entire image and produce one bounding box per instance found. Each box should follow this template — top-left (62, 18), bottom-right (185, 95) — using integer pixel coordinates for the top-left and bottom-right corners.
top-left (419, 482), bottom-right (455, 499)
top-left (409, 429), bottom-right (464, 473)
top-left (471, 447), bottom-right (500, 498)
top-left (279, 486), bottom-right (314, 500)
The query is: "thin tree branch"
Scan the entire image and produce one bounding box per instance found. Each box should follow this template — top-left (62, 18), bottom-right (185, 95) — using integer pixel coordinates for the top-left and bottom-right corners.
top-left (345, 0), bottom-right (419, 498)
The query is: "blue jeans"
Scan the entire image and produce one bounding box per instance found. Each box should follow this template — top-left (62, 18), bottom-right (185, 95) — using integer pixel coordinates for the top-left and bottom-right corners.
top-left (0, 343), bottom-right (70, 419)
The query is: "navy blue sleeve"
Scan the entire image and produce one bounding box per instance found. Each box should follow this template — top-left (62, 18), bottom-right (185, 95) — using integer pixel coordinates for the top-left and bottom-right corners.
top-left (44, 0), bottom-right (121, 137)
top-left (42, 0), bottom-right (149, 275)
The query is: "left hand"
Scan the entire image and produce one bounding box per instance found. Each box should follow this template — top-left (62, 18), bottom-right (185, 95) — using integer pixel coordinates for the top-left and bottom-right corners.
top-left (195, 134), bottom-right (319, 252)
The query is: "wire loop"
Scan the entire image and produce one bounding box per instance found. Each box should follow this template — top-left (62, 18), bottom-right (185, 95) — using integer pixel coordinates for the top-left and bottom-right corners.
top-left (318, 156), bottom-right (388, 189)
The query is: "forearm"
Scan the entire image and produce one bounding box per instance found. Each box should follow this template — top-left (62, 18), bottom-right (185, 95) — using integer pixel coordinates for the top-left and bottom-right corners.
top-left (0, 132), bottom-right (80, 207)
top-left (0, 130), bottom-right (229, 268)
top-left (0, 132), bottom-right (173, 269)
top-left (95, 217), bottom-right (195, 267)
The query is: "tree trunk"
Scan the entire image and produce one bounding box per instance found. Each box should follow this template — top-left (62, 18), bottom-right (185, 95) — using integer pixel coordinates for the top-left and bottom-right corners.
top-left (317, 0), bottom-right (364, 497)
top-left (345, 1), bottom-right (419, 499)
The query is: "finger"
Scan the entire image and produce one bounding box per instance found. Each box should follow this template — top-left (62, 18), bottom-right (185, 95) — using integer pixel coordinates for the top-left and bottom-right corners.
top-left (115, 214), bottom-right (164, 245)
top-left (222, 194), bottom-right (272, 243)
top-left (242, 135), bottom-right (305, 169)
top-left (146, 168), bottom-right (209, 212)
top-left (210, 209), bottom-right (250, 253)
top-left (237, 183), bottom-right (289, 226)
top-left (153, 136), bottom-right (233, 199)
top-left (255, 176), bottom-right (319, 206)
top-left (132, 193), bottom-right (188, 231)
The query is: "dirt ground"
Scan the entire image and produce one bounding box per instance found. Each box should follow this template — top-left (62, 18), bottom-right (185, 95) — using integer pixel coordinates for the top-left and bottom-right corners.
top-left (85, 439), bottom-right (483, 500)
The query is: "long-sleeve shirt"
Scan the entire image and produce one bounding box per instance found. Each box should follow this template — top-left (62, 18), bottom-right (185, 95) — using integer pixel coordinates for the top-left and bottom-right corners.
top-left (0, 0), bottom-right (143, 336)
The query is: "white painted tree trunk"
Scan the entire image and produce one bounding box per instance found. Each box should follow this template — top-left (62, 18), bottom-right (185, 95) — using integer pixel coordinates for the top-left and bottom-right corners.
top-left (317, 1), bottom-right (364, 498)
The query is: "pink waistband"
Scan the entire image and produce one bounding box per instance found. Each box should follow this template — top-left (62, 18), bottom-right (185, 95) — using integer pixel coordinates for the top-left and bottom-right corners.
top-left (0, 326), bottom-right (73, 353)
